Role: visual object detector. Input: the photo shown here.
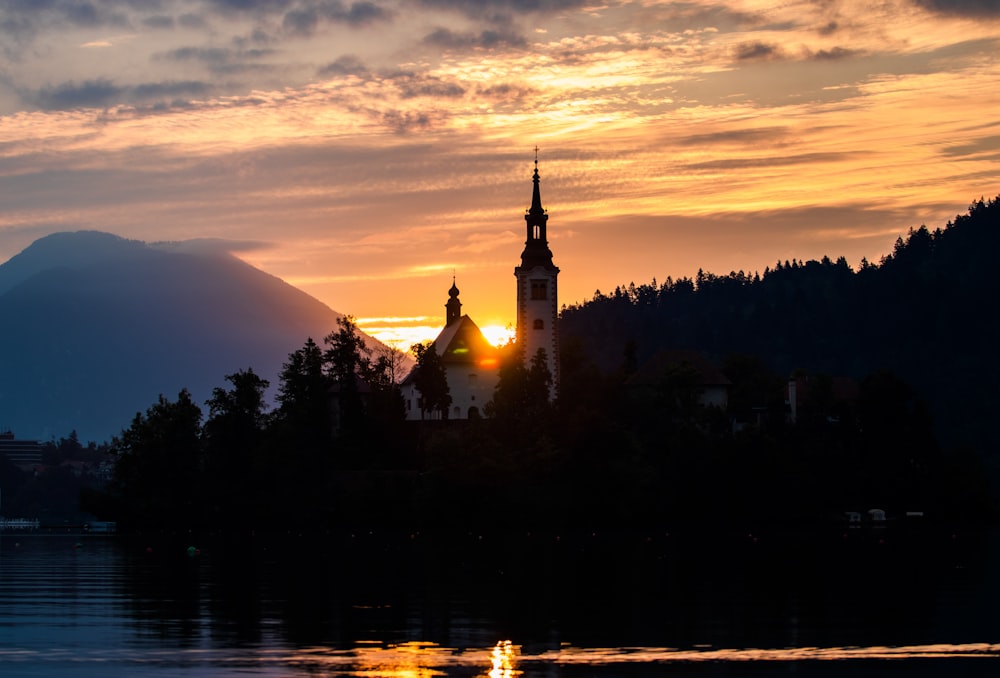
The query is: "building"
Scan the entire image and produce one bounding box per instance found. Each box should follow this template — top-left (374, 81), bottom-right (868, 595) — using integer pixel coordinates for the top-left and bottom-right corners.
top-left (514, 156), bottom-right (560, 396)
top-left (402, 156), bottom-right (561, 417)
top-left (401, 279), bottom-right (500, 420)
top-left (0, 430), bottom-right (43, 471)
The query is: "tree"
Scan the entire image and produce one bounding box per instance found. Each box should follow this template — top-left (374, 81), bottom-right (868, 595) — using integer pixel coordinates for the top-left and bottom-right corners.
top-left (206, 368), bottom-right (270, 435)
top-left (324, 316), bottom-right (372, 433)
top-left (527, 348), bottom-right (554, 415)
top-left (109, 389), bottom-right (204, 528)
top-left (203, 368), bottom-right (270, 526)
top-left (490, 341), bottom-right (528, 422)
top-left (489, 344), bottom-right (552, 424)
top-left (275, 337), bottom-right (330, 446)
top-left (410, 341), bottom-right (451, 419)
top-left (365, 344), bottom-right (407, 431)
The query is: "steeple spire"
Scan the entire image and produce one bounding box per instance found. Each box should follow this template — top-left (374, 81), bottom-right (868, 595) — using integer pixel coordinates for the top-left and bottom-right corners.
top-left (521, 151), bottom-right (554, 269)
top-left (529, 154), bottom-right (544, 217)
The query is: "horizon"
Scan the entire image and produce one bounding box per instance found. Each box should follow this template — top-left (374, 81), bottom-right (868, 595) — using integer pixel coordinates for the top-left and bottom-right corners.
top-left (1, 1), bottom-right (998, 347)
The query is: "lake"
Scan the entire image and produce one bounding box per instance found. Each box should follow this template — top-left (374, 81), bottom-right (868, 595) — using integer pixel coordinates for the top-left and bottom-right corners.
top-left (1, 527), bottom-right (998, 676)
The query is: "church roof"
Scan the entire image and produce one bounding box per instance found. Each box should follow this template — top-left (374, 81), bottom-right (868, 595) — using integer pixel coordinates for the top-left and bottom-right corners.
top-left (401, 314), bottom-right (498, 384)
top-left (432, 314), bottom-right (498, 365)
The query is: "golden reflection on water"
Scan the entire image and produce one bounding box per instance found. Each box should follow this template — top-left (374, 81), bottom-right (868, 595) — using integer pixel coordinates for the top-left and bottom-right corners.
top-left (529, 643), bottom-right (1000, 664)
top-left (278, 641), bottom-right (1000, 675)
top-left (345, 640), bottom-right (451, 678)
top-left (490, 640), bottom-right (517, 678)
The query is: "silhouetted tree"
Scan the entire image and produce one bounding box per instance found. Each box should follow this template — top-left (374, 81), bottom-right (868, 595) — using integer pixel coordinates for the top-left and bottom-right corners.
top-left (324, 316), bottom-right (372, 434)
top-left (203, 368), bottom-right (270, 526)
top-left (364, 343), bottom-right (407, 434)
top-left (274, 337), bottom-right (330, 447)
top-left (527, 348), bottom-right (554, 416)
top-left (109, 389), bottom-right (203, 528)
top-left (410, 341), bottom-right (451, 419)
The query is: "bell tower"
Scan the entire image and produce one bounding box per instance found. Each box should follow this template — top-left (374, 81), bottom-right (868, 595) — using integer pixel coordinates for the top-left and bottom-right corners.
top-left (514, 151), bottom-right (559, 395)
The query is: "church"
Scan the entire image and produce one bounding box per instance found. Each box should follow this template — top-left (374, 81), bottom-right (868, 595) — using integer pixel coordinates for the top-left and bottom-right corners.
top-left (401, 158), bottom-right (560, 419)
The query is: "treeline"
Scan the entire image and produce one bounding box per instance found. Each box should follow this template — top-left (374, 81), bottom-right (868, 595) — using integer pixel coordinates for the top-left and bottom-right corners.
top-left (561, 196), bottom-right (1000, 467)
top-left (82, 197), bottom-right (999, 531)
top-left (85, 333), bottom-right (990, 532)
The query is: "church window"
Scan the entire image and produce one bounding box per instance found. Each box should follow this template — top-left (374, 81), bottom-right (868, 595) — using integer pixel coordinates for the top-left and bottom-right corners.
top-left (530, 279), bottom-right (547, 300)
top-left (533, 225), bottom-right (541, 240)
top-left (533, 319), bottom-right (544, 330)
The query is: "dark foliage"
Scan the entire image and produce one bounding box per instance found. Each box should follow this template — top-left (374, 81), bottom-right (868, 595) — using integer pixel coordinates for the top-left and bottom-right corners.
top-left (410, 341), bottom-right (451, 419)
top-left (83, 197), bottom-right (997, 532)
top-left (560, 196), bottom-right (1000, 479)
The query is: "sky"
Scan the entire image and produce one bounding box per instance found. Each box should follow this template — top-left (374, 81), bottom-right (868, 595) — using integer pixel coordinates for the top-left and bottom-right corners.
top-left (1, 0), bottom-right (998, 350)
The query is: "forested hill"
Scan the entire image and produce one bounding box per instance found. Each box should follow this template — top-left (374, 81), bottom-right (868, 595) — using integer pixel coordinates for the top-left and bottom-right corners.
top-left (559, 196), bottom-right (1000, 459)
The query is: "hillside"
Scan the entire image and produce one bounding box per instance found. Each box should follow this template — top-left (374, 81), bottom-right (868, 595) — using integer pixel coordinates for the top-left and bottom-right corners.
top-left (560, 196), bottom-right (1000, 466)
top-left (0, 231), bottom-right (373, 443)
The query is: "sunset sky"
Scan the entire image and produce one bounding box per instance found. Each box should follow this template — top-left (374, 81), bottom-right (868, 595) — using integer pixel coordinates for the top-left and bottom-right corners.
top-left (1, 0), bottom-right (998, 350)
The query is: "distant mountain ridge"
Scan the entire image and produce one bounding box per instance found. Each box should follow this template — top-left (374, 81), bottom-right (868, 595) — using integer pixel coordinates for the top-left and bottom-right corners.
top-left (0, 231), bottom-right (368, 443)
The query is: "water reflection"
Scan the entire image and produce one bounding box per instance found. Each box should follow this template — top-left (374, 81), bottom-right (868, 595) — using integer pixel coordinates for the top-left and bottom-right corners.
top-left (527, 643), bottom-right (1000, 663)
top-left (2, 530), bottom-right (999, 677)
top-left (490, 640), bottom-right (517, 678)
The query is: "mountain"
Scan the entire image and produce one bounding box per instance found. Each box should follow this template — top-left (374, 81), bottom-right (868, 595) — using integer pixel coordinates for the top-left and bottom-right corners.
top-left (0, 231), bottom-right (374, 443)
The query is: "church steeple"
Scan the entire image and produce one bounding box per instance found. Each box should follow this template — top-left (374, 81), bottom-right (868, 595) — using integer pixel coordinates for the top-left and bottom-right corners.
top-left (514, 150), bottom-right (560, 397)
top-left (520, 151), bottom-right (556, 271)
top-left (445, 276), bottom-right (462, 326)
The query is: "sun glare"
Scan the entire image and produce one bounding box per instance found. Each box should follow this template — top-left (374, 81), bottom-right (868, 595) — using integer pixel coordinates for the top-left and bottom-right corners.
top-left (480, 324), bottom-right (516, 347)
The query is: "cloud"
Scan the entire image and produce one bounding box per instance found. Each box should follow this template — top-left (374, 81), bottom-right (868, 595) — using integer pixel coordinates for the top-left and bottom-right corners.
top-left (818, 20), bottom-right (839, 36)
top-left (160, 45), bottom-right (233, 65)
top-left (416, 0), bottom-right (591, 18)
top-left (379, 109), bottom-right (435, 133)
top-left (150, 237), bottom-right (271, 256)
top-left (912, 0), bottom-right (1000, 17)
top-left (940, 134), bottom-right (1000, 158)
top-left (684, 152), bottom-right (861, 171)
top-left (391, 72), bottom-right (466, 99)
top-left (31, 77), bottom-right (213, 110)
top-left (0, 0), bottom-right (129, 49)
top-left (476, 82), bottom-right (536, 100)
top-left (676, 127), bottom-right (791, 147)
top-left (131, 80), bottom-right (213, 100)
top-left (811, 46), bottom-right (862, 61)
top-left (318, 54), bottom-right (369, 77)
top-left (203, 0), bottom-right (296, 17)
top-left (423, 26), bottom-right (527, 49)
top-left (338, 1), bottom-right (390, 26)
top-left (156, 44), bottom-right (278, 77)
top-left (282, 7), bottom-right (319, 35)
top-left (34, 78), bottom-right (124, 110)
top-left (3, 1), bottom-right (132, 29)
top-left (142, 14), bottom-right (174, 30)
top-left (283, 1), bottom-right (391, 36)
top-left (734, 41), bottom-right (785, 62)
top-left (179, 13), bottom-right (208, 29)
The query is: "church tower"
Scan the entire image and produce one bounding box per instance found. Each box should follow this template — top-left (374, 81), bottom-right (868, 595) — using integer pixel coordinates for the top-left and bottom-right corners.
top-left (514, 154), bottom-right (560, 394)
top-left (445, 276), bottom-right (462, 326)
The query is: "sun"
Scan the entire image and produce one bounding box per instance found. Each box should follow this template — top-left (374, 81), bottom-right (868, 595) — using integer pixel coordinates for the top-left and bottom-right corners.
top-left (480, 324), bottom-right (516, 347)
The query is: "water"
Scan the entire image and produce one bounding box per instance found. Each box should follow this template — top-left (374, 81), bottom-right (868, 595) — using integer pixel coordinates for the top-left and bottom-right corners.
top-left (1, 528), bottom-right (998, 676)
